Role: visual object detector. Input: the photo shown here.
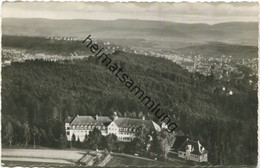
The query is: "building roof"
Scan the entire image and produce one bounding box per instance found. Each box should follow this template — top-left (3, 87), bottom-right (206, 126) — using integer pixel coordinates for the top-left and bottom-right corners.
top-left (171, 136), bottom-right (188, 151)
top-left (70, 116), bottom-right (111, 127)
top-left (178, 139), bottom-right (208, 155)
top-left (115, 117), bottom-right (153, 128)
top-left (68, 115), bottom-right (160, 131)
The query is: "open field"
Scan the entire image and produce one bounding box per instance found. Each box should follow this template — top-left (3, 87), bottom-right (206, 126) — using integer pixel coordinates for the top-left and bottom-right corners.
top-left (2, 149), bottom-right (86, 165)
top-left (106, 153), bottom-right (175, 167)
top-left (2, 148), bottom-right (188, 167)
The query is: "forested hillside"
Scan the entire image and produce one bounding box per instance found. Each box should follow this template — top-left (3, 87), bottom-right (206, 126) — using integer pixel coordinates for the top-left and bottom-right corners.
top-left (1, 36), bottom-right (257, 165)
top-left (2, 35), bottom-right (92, 56)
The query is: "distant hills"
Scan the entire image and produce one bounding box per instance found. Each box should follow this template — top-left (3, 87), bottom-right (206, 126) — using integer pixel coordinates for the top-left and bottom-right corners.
top-left (2, 18), bottom-right (258, 48)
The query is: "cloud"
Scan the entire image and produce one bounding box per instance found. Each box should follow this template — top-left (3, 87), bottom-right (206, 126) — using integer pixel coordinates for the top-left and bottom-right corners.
top-left (144, 3), bottom-right (258, 16)
top-left (2, 2), bottom-right (258, 23)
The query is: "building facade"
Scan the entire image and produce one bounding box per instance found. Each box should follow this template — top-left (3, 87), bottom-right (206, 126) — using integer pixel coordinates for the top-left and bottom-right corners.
top-left (65, 112), bottom-right (161, 142)
top-left (178, 139), bottom-right (208, 162)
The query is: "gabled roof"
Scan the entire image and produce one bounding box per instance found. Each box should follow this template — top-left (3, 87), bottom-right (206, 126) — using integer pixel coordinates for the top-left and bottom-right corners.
top-left (178, 140), bottom-right (208, 155)
top-left (152, 121), bottom-right (162, 132)
top-left (172, 136), bottom-right (188, 151)
top-left (115, 117), bottom-right (154, 128)
top-left (69, 115), bottom-right (160, 130)
top-left (70, 116), bottom-right (112, 126)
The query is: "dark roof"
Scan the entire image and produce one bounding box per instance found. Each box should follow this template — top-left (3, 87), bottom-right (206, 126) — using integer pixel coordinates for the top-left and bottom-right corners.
top-left (115, 117), bottom-right (153, 128)
top-left (69, 115), bottom-right (160, 130)
top-left (171, 136), bottom-right (188, 151)
top-left (178, 140), bottom-right (208, 155)
top-left (70, 116), bottom-right (111, 126)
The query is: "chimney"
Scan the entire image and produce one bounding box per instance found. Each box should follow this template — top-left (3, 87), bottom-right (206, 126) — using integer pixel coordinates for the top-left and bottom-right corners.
top-left (95, 114), bottom-right (99, 120)
top-left (77, 114), bottom-right (79, 118)
top-left (142, 116), bottom-right (145, 120)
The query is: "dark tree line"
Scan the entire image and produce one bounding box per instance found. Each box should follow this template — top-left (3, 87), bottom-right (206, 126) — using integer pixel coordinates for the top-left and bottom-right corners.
top-left (2, 115), bottom-right (67, 148)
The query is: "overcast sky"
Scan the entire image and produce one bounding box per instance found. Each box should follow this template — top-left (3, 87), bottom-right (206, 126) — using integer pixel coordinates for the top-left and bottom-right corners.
top-left (2, 2), bottom-right (259, 24)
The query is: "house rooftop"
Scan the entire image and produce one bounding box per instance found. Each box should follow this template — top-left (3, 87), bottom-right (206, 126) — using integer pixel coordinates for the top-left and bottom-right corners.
top-left (67, 115), bottom-right (161, 131)
top-left (171, 136), bottom-right (188, 151)
top-left (178, 139), bottom-right (208, 155)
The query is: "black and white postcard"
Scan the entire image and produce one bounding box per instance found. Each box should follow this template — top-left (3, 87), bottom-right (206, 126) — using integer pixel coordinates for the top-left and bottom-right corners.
top-left (1, 1), bottom-right (258, 167)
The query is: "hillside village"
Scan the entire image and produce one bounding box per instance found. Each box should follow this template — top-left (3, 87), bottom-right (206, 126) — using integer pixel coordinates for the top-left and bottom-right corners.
top-left (3, 36), bottom-right (257, 91)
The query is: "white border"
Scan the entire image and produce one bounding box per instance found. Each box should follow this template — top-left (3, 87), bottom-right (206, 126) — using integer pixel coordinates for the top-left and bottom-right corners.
top-left (0, 1), bottom-right (259, 168)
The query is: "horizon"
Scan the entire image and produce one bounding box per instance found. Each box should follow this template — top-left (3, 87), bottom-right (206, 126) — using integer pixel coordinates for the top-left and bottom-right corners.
top-left (2, 2), bottom-right (258, 24)
top-left (3, 17), bottom-right (258, 25)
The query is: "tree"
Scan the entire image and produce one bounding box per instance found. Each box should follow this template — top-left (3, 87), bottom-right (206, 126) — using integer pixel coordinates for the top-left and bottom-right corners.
top-left (132, 112), bottom-right (137, 118)
top-left (59, 133), bottom-right (67, 149)
top-left (39, 128), bottom-right (47, 145)
top-left (87, 127), bottom-right (102, 150)
top-left (123, 112), bottom-right (127, 118)
top-left (138, 111), bottom-right (144, 119)
top-left (31, 126), bottom-right (39, 148)
top-left (13, 121), bottom-right (23, 145)
top-left (71, 133), bottom-right (76, 147)
top-left (47, 127), bottom-right (55, 146)
top-left (83, 133), bottom-right (88, 148)
top-left (133, 125), bottom-right (150, 153)
top-left (105, 134), bottom-right (118, 152)
top-left (23, 122), bottom-right (31, 146)
top-left (152, 130), bottom-right (176, 159)
top-left (5, 122), bottom-right (14, 146)
top-left (117, 112), bottom-right (123, 117)
top-left (76, 137), bottom-right (81, 148)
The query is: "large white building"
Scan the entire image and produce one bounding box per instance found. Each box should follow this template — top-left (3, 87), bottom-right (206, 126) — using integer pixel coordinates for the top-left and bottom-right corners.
top-left (65, 112), bottom-right (161, 142)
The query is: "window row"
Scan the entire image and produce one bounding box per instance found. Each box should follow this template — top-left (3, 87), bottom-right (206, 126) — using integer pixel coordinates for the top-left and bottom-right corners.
top-left (118, 137), bottom-right (134, 141)
top-left (108, 128), bottom-right (118, 131)
top-left (71, 125), bottom-right (106, 129)
top-left (119, 128), bottom-right (137, 132)
top-left (119, 132), bottom-right (134, 136)
top-left (69, 125), bottom-right (139, 132)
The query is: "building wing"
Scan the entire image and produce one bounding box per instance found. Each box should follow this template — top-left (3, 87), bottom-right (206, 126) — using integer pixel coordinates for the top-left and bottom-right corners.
top-left (115, 117), bottom-right (159, 130)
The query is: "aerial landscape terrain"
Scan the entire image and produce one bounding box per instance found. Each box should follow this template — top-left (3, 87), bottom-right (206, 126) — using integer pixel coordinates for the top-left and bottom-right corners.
top-left (1, 16), bottom-right (258, 167)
